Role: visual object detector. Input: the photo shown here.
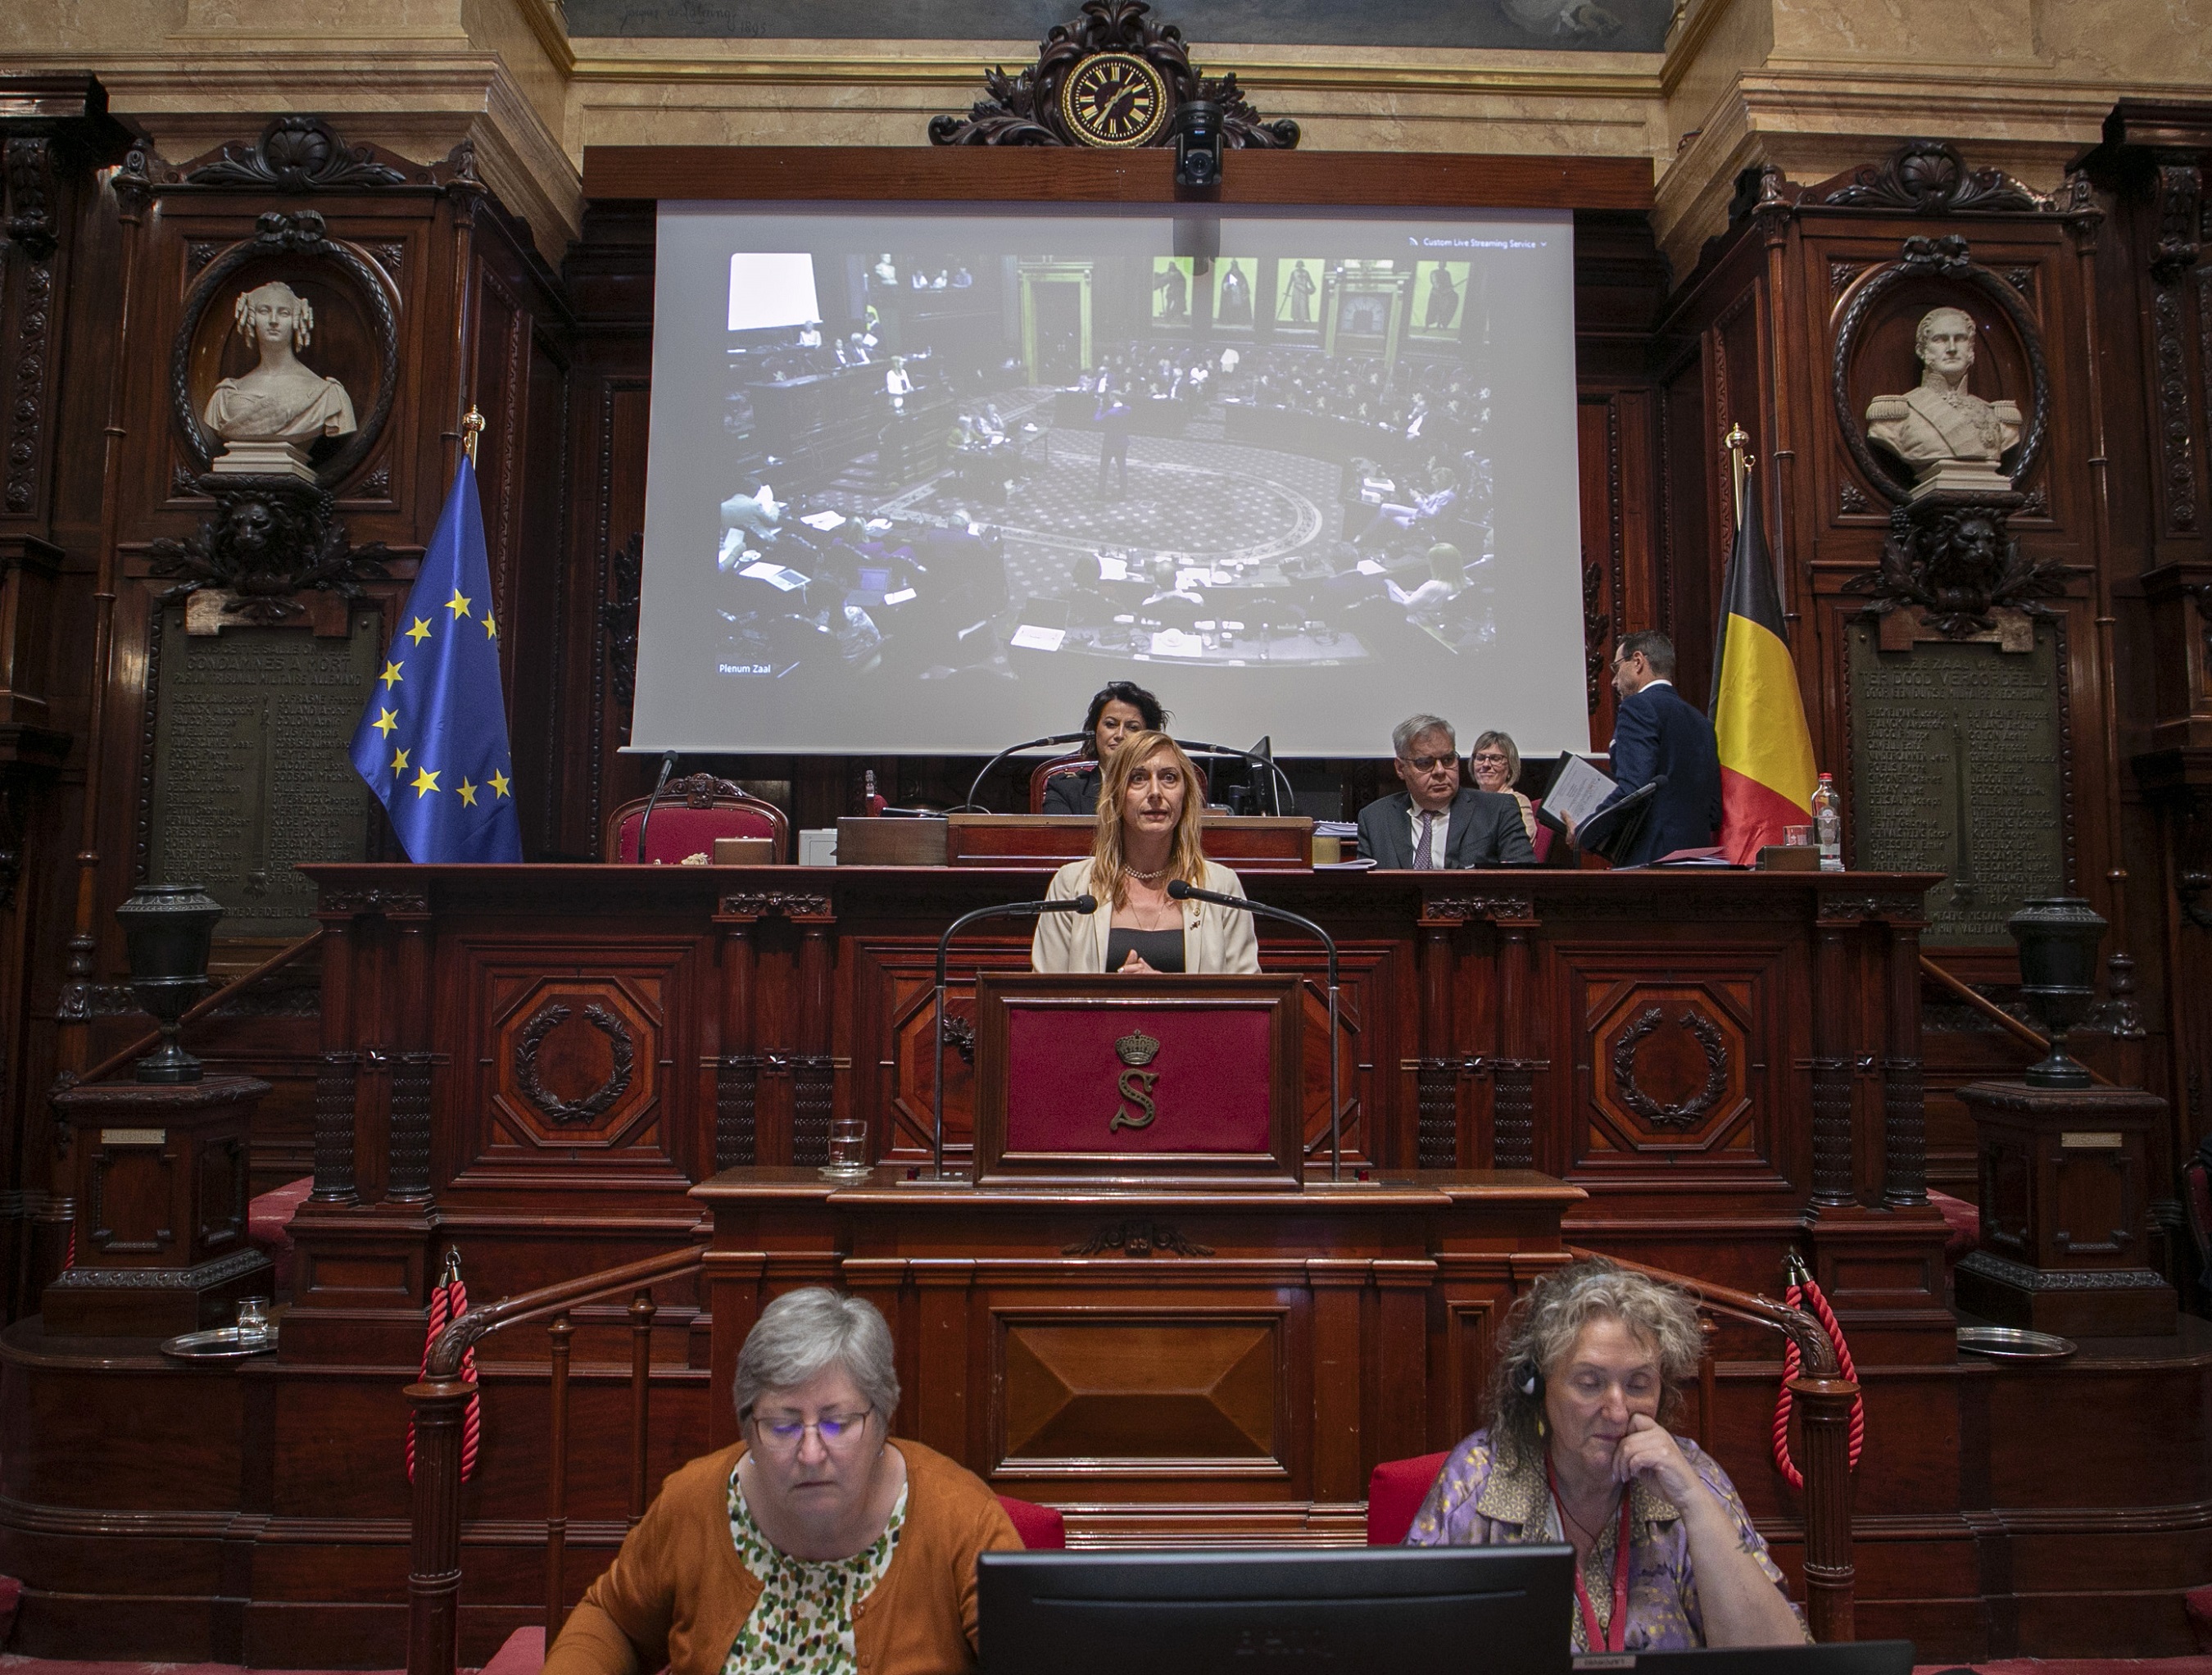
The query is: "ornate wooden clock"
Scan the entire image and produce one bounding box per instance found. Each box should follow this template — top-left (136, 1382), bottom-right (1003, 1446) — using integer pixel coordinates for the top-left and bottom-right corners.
top-left (930, 1), bottom-right (1299, 152)
top-left (1058, 51), bottom-right (1172, 148)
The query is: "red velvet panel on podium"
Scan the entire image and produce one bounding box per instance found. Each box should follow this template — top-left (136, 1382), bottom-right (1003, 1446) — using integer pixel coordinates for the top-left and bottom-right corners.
top-left (972, 973), bottom-right (1303, 1187)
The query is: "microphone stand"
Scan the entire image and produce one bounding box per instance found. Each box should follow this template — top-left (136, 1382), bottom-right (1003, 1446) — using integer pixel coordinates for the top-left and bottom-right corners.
top-left (1167, 881), bottom-right (1344, 1182)
top-left (634, 749), bottom-right (679, 864)
top-left (959, 733), bottom-right (1090, 813)
top-left (930, 895), bottom-right (1099, 1180)
top-left (1176, 740), bottom-right (1298, 817)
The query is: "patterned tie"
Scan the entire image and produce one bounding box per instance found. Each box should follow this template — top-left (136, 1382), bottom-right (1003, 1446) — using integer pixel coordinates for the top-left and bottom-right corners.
top-left (1413, 810), bottom-right (1436, 869)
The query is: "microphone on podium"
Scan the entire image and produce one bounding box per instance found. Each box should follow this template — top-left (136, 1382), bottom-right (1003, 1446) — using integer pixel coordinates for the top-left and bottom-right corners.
top-left (1166, 879), bottom-right (1347, 1182)
top-left (929, 893), bottom-right (1099, 1179)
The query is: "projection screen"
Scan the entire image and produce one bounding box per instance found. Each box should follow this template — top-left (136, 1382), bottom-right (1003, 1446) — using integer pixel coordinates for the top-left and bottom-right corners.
top-left (632, 203), bottom-right (1588, 758)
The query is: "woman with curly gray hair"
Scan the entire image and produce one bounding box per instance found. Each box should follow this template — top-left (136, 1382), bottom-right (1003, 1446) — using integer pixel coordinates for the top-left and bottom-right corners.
top-left (1404, 1258), bottom-right (1806, 1652)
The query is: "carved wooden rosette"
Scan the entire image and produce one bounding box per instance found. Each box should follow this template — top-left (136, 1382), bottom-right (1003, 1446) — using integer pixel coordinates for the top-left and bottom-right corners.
top-left (928, 0), bottom-right (1298, 150)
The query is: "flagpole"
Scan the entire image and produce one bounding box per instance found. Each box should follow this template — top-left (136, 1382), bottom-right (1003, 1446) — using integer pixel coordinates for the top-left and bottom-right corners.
top-left (461, 406), bottom-right (484, 468)
top-left (1724, 420), bottom-right (1752, 533)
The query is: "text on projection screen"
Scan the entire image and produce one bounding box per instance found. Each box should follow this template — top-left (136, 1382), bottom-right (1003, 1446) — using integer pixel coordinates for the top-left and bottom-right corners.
top-left (633, 206), bottom-right (1585, 759)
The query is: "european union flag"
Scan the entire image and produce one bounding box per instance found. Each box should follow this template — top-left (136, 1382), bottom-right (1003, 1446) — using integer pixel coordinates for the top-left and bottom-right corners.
top-left (349, 455), bottom-right (524, 862)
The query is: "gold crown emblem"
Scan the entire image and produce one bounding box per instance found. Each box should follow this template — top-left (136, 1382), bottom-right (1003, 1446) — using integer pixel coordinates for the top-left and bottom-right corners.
top-left (1115, 1029), bottom-right (1161, 1067)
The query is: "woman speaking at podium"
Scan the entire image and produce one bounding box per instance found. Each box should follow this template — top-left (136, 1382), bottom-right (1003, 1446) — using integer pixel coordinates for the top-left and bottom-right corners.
top-left (1031, 730), bottom-right (1259, 976)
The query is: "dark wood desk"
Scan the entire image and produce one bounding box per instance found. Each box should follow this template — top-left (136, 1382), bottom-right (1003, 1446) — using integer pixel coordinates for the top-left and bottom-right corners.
top-left (694, 1165), bottom-right (1584, 1533)
top-left (284, 862), bottom-right (1948, 1364)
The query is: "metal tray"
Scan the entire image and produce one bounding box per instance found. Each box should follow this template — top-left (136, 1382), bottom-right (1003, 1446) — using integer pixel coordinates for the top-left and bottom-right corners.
top-left (161, 1325), bottom-right (279, 1363)
top-left (1957, 1325), bottom-right (2076, 1363)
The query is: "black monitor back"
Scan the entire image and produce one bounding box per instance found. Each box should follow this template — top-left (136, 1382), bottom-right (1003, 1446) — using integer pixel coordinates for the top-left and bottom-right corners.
top-left (978, 1545), bottom-right (1575, 1675)
top-left (1575, 1642), bottom-right (1916, 1675)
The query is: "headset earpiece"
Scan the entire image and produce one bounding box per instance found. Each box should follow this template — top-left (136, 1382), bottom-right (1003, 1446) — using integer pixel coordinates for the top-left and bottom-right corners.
top-left (1516, 1360), bottom-right (1542, 1398)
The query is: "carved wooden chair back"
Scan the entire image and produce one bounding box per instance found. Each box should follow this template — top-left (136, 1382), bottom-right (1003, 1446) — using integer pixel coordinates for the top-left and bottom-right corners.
top-left (604, 774), bottom-right (790, 865)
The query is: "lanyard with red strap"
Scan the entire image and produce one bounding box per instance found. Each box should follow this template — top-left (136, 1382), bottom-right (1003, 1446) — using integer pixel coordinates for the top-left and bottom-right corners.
top-left (1548, 1455), bottom-right (1632, 1654)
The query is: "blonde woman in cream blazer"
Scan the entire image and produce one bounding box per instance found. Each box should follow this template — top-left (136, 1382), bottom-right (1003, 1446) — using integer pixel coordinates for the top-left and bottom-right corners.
top-left (1030, 731), bottom-right (1261, 976)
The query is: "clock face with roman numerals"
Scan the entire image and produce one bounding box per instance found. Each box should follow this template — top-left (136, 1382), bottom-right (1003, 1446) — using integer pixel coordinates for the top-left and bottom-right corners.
top-left (1058, 52), bottom-right (1171, 149)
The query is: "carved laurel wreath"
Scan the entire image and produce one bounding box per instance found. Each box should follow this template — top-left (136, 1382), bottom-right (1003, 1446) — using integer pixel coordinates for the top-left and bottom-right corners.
top-left (1611, 1005), bottom-right (1729, 1128)
top-left (1830, 233), bottom-right (2051, 507)
top-left (513, 1001), bottom-right (636, 1128)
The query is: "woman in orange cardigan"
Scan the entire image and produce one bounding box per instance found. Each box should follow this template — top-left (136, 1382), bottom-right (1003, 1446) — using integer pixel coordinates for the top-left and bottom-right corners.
top-left (544, 1288), bottom-right (1020, 1675)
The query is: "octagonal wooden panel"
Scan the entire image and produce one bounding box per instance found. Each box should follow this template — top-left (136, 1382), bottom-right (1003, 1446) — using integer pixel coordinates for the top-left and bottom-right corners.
top-left (492, 976), bottom-right (660, 1149)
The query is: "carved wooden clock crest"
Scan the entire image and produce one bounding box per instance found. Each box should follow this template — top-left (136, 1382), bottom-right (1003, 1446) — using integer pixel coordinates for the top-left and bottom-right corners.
top-left (930, 0), bottom-right (1299, 151)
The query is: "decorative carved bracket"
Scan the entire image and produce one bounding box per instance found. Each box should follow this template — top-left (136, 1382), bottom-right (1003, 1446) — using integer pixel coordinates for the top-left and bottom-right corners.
top-left (1842, 497), bottom-right (2066, 638)
top-left (145, 476), bottom-right (392, 624)
top-left (1062, 1219), bottom-right (1213, 1257)
top-left (930, 1), bottom-right (1297, 149)
top-left (1823, 138), bottom-right (2050, 216)
top-left (181, 116), bottom-right (411, 192)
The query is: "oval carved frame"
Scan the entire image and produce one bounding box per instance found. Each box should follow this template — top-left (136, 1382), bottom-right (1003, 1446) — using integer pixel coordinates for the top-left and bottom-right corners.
top-left (1830, 234), bottom-right (2051, 507)
top-left (170, 209), bottom-right (401, 491)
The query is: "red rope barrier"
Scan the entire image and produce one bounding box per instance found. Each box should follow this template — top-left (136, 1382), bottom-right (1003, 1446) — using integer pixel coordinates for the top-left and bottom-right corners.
top-left (407, 1253), bottom-right (482, 1484)
top-left (1770, 1260), bottom-right (1865, 1491)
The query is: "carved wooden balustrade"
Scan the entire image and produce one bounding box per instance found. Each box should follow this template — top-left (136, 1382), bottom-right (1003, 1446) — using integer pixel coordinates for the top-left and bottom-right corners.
top-left (406, 1242), bottom-right (705, 1675)
top-left (403, 1243), bottom-right (1859, 1675)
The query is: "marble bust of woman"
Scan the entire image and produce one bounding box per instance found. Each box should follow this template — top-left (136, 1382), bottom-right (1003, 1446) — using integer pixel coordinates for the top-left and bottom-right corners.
top-left (202, 281), bottom-right (357, 446)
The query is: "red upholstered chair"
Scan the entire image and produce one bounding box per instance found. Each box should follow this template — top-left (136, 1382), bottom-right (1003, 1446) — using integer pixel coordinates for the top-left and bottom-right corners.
top-left (1525, 797), bottom-right (1554, 865)
top-left (999, 1493), bottom-right (1067, 1549)
top-left (1030, 754), bottom-right (1095, 812)
top-left (1367, 1450), bottom-right (1449, 1546)
top-left (605, 774), bottom-right (790, 865)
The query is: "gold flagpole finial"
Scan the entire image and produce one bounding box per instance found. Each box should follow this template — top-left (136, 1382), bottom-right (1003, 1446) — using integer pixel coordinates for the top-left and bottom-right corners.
top-left (461, 406), bottom-right (485, 467)
top-left (1723, 421), bottom-right (1753, 532)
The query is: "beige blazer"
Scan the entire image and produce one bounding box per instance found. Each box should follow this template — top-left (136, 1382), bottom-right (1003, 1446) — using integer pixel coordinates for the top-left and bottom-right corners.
top-left (1030, 856), bottom-right (1261, 975)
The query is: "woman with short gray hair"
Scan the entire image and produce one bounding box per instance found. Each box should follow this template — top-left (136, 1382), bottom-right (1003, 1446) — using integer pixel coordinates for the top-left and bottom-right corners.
top-left (1405, 1257), bottom-right (1806, 1652)
top-left (546, 1287), bottom-right (1019, 1675)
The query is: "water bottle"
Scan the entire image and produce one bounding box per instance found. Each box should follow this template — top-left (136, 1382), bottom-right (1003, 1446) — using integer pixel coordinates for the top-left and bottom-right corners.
top-left (1812, 773), bottom-right (1843, 873)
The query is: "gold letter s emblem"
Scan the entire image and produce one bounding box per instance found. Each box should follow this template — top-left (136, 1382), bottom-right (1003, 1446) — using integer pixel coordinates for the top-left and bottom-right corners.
top-left (1109, 1069), bottom-right (1159, 1132)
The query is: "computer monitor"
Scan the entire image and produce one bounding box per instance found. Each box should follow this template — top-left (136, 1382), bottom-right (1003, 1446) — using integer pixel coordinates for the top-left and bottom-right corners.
top-left (978, 1545), bottom-right (1575, 1675)
top-left (1575, 1642), bottom-right (1916, 1675)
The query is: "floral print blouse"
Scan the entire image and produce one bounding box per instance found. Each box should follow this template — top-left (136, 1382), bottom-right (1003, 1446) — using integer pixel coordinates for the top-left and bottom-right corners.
top-left (1402, 1428), bottom-right (1806, 1651)
top-left (722, 1464), bottom-right (909, 1675)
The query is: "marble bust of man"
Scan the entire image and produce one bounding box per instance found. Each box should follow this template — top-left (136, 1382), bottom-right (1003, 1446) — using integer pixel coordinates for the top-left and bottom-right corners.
top-left (202, 281), bottom-right (358, 446)
top-left (1865, 306), bottom-right (2020, 488)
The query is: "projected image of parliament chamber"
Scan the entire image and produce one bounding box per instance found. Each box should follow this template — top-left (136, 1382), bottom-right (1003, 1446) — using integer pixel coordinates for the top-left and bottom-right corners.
top-left (639, 211), bottom-right (1587, 757)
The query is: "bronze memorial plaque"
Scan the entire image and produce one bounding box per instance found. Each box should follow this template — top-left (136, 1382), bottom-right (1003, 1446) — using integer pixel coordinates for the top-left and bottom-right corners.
top-left (147, 607), bottom-right (380, 937)
top-left (1847, 620), bottom-right (2065, 945)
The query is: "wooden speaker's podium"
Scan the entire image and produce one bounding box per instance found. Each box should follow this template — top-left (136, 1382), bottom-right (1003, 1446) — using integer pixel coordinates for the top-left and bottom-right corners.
top-left (969, 973), bottom-right (1308, 1188)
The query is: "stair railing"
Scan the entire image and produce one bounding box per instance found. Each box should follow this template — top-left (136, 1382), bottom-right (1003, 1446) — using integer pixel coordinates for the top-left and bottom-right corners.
top-left (405, 1241), bottom-right (705, 1675)
top-left (1575, 1246), bottom-right (1861, 1642)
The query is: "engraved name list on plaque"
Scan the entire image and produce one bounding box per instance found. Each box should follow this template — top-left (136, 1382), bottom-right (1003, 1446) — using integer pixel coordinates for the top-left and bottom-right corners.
top-left (1847, 620), bottom-right (2065, 944)
top-left (147, 607), bottom-right (381, 937)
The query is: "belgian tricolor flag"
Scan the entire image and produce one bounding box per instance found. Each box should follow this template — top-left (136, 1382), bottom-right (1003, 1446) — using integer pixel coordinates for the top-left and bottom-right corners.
top-left (1709, 470), bottom-right (1818, 865)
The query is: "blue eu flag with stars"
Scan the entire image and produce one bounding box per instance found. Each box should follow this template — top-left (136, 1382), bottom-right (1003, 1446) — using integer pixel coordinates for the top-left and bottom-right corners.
top-left (349, 455), bottom-right (524, 862)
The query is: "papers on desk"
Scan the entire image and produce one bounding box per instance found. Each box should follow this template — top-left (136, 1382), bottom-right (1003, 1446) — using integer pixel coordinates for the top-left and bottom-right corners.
top-left (1097, 556), bottom-right (1131, 581)
top-left (1541, 753), bottom-right (1616, 831)
top-left (865, 517), bottom-right (893, 531)
top-left (738, 561), bottom-right (809, 591)
top-left (882, 587), bottom-right (918, 606)
top-left (1150, 629), bottom-right (1206, 657)
top-left (1176, 566), bottom-right (1211, 592)
top-left (1356, 559), bottom-right (1387, 576)
top-left (800, 510), bottom-right (846, 531)
top-left (1010, 624), bottom-right (1067, 651)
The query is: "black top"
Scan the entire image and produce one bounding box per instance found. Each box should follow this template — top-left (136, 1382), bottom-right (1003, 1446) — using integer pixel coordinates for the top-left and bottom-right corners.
top-left (1041, 766), bottom-right (1101, 816)
top-left (1105, 926), bottom-right (1185, 974)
